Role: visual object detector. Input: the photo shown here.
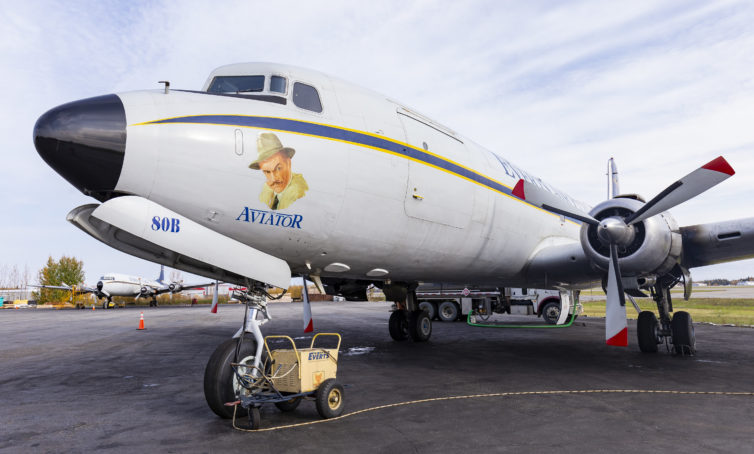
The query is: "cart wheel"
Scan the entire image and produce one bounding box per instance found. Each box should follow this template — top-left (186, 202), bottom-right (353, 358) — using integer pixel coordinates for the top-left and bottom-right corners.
top-left (248, 406), bottom-right (261, 430)
top-left (275, 396), bottom-right (302, 412)
top-left (316, 379), bottom-right (345, 419)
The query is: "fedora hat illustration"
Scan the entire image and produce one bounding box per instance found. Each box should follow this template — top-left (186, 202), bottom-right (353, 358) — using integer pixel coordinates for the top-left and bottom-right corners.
top-left (249, 132), bottom-right (296, 169)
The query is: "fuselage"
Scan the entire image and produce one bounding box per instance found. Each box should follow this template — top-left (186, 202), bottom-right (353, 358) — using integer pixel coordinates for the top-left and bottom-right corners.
top-left (38, 63), bottom-right (591, 287)
top-left (97, 273), bottom-right (162, 297)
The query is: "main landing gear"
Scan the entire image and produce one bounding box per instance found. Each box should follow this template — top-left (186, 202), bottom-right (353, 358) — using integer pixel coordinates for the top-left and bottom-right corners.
top-left (204, 287), bottom-right (271, 419)
top-left (636, 274), bottom-right (695, 355)
top-left (385, 283), bottom-right (432, 342)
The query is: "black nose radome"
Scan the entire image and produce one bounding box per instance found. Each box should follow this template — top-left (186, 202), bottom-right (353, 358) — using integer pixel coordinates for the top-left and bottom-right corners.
top-left (34, 94), bottom-right (126, 201)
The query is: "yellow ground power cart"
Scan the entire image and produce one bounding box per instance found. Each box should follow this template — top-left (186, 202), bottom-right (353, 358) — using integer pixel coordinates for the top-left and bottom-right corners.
top-left (230, 333), bottom-right (344, 430)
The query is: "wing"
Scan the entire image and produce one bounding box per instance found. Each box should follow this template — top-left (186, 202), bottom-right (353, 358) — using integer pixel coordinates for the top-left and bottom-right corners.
top-left (681, 217), bottom-right (754, 268)
top-left (524, 241), bottom-right (602, 289)
top-left (523, 216), bottom-right (754, 289)
top-left (154, 282), bottom-right (215, 296)
top-left (28, 284), bottom-right (98, 294)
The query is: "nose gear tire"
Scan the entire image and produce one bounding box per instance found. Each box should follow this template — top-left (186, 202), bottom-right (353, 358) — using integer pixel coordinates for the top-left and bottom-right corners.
top-left (204, 335), bottom-right (258, 419)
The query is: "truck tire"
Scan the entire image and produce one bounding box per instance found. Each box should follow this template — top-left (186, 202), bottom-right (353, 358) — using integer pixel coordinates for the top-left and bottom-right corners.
top-left (418, 301), bottom-right (436, 320)
top-left (541, 301), bottom-right (560, 325)
top-left (437, 301), bottom-right (458, 322)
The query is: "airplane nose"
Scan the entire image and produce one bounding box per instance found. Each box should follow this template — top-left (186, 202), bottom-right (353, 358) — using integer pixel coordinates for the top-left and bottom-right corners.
top-left (33, 94), bottom-right (126, 201)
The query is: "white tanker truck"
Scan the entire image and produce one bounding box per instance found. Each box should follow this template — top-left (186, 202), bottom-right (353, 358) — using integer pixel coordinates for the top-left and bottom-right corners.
top-left (415, 284), bottom-right (579, 324)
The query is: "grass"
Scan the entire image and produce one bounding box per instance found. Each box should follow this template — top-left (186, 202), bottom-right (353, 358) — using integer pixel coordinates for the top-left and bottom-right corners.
top-left (581, 298), bottom-right (754, 326)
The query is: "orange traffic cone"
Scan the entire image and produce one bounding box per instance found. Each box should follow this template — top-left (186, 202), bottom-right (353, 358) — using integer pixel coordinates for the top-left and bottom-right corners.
top-left (138, 312), bottom-right (145, 330)
top-left (92, 304), bottom-right (95, 311)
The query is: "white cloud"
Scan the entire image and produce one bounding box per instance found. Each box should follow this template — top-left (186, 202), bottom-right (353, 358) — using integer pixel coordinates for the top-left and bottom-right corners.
top-left (2, 0), bottom-right (754, 282)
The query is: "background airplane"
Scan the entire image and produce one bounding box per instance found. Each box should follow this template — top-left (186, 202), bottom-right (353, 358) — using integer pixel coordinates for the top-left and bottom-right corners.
top-left (33, 266), bottom-right (215, 309)
top-left (32, 62), bottom-right (754, 419)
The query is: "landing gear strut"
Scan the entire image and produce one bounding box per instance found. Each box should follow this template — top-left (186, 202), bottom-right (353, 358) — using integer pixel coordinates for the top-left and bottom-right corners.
top-left (204, 286), bottom-right (272, 419)
top-left (638, 274), bottom-right (695, 355)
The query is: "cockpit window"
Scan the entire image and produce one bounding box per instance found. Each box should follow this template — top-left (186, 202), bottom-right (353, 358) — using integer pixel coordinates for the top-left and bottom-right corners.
top-left (292, 82), bottom-right (323, 113)
top-left (101, 276), bottom-right (114, 281)
top-left (270, 76), bottom-right (287, 94)
top-left (208, 75), bottom-right (265, 94)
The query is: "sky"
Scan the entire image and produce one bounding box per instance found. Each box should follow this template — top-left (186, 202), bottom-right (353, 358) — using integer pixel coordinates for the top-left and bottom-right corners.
top-left (2, 0), bottom-right (754, 285)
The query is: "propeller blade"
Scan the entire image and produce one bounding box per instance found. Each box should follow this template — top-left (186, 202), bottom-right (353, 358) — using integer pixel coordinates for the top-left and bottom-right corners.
top-left (625, 156), bottom-right (734, 225)
top-left (302, 278), bottom-right (313, 333)
top-left (605, 243), bottom-right (628, 347)
top-left (512, 179), bottom-right (599, 226)
top-left (210, 281), bottom-right (219, 313)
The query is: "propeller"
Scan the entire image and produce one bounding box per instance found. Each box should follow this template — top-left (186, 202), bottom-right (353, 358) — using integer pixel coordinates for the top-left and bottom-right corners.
top-left (302, 277), bottom-right (313, 333)
top-left (210, 281), bottom-right (219, 313)
top-left (514, 156), bottom-right (734, 346)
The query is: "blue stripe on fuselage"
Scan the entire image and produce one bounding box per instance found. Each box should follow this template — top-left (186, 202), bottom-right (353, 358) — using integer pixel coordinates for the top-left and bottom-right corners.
top-left (142, 115), bottom-right (578, 224)
top-left (147, 115), bottom-right (512, 193)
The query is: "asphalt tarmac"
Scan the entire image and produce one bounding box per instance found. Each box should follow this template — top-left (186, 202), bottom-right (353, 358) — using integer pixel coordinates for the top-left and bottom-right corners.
top-left (1, 302), bottom-right (753, 453)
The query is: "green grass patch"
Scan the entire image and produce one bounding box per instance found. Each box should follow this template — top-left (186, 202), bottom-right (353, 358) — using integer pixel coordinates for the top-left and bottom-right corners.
top-left (580, 298), bottom-right (754, 326)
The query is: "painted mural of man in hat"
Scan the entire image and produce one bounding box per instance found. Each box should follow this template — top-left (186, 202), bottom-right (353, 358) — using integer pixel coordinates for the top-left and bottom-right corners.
top-left (250, 132), bottom-right (308, 210)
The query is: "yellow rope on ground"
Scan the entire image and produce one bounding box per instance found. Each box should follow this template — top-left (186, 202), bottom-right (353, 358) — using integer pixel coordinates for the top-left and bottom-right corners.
top-left (232, 389), bottom-right (754, 433)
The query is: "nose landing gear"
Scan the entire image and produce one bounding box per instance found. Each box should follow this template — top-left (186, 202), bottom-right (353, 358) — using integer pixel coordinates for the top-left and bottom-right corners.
top-left (204, 286), bottom-right (272, 419)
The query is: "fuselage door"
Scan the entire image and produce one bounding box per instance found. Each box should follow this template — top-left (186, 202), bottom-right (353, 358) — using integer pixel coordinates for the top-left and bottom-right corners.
top-left (398, 110), bottom-right (472, 229)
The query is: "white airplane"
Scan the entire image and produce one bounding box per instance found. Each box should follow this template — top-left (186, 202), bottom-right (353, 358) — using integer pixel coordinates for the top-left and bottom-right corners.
top-left (33, 62), bottom-right (754, 419)
top-left (34, 266), bottom-right (215, 309)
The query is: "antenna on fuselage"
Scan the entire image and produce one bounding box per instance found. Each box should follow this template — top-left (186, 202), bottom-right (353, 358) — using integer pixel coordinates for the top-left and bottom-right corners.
top-left (159, 80), bottom-right (170, 94)
top-left (607, 157), bottom-right (619, 198)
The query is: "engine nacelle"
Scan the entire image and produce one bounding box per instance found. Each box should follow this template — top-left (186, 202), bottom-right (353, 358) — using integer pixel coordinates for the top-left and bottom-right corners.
top-left (579, 197), bottom-right (682, 277)
top-left (140, 286), bottom-right (154, 296)
top-left (169, 283), bottom-right (182, 293)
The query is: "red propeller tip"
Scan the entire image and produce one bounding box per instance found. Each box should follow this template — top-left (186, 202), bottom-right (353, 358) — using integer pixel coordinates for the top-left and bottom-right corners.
top-left (512, 179), bottom-right (526, 200)
top-left (304, 319), bottom-right (313, 333)
top-left (702, 156), bottom-right (735, 176)
top-left (606, 327), bottom-right (628, 347)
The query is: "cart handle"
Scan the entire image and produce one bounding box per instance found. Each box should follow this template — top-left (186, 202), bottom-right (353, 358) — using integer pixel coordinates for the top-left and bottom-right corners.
top-left (310, 333), bottom-right (341, 352)
top-left (264, 335), bottom-right (298, 359)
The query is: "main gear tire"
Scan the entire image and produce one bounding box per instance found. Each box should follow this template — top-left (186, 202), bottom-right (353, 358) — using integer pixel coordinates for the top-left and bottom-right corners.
top-left (637, 311), bottom-right (659, 353)
top-left (408, 309), bottom-right (432, 342)
top-left (671, 311), bottom-right (696, 355)
top-left (389, 310), bottom-right (409, 341)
